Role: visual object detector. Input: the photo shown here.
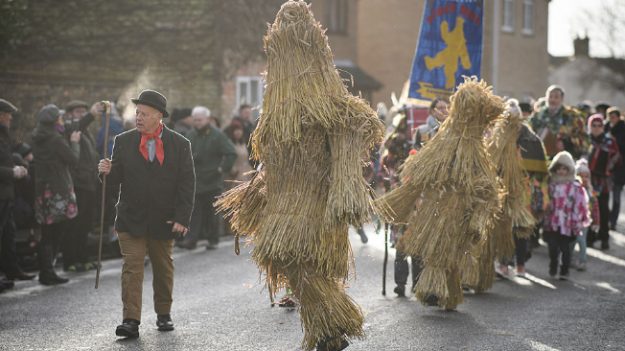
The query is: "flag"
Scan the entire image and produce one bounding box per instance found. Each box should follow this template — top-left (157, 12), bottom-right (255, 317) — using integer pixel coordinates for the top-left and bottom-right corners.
top-left (408, 0), bottom-right (484, 101)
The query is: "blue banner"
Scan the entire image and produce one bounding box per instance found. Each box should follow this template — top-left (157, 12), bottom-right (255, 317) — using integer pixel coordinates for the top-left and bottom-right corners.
top-left (408, 0), bottom-right (483, 100)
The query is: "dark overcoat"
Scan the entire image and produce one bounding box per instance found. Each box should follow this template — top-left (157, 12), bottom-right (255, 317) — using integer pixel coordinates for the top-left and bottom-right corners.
top-left (0, 125), bottom-right (15, 200)
top-left (107, 126), bottom-right (195, 240)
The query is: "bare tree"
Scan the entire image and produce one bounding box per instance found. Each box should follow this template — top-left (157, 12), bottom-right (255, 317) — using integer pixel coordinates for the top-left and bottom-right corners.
top-left (574, 0), bottom-right (625, 58)
top-left (0, 0), bottom-right (285, 75)
top-left (214, 0), bottom-right (286, 79)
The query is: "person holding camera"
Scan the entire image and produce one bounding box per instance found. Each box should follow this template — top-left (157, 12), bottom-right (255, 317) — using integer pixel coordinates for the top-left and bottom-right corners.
top-left (0, 99), bottom-right (35, 291)
top-left (61, 100), bottom-right (101, 272)
top-left (32, 104), bottom-right (81, 285)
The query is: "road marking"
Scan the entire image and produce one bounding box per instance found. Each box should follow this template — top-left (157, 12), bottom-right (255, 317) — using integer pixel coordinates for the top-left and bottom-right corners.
top-left (585, 247), bottom-right (625, 268)
top-left (520, 273), bottom-right (557, 290)
top-left (0, 241), bottom-right (234, 300)
top-left (510, 276), bottom-right (533, 286)
top-left (610, 230), bottom-right (625, 247)
top-left (528, 340), bottom-right (561, 351)
top-left (596, 282), bottom-right (621, 293)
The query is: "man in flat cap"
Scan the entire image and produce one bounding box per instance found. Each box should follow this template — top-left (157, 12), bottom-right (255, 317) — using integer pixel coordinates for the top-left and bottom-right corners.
top-left (0, 99), bottom-right (34, 291)
top-left (98, 89), bottom-right (195, 338)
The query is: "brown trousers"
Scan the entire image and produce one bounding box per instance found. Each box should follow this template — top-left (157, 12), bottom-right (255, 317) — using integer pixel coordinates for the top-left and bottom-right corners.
top-left (118, 232), bottom-right (174, 321)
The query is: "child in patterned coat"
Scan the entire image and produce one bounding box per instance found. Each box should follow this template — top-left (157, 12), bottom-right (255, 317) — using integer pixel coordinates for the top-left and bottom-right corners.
top-left (544, 151), bottom-right (590, 279)
top-left (573, 159), bottom-right (599, 271)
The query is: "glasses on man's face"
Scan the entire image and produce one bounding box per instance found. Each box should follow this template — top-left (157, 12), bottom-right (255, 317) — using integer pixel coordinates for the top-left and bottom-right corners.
top-left (591, 124), bottom-right (603, 128)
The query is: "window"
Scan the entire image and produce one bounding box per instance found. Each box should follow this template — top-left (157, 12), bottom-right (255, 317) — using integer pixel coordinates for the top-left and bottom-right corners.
top-left (502, 0), bottom-right (514, 33)
top-left (236, 76), bottom-right (264, 112)
top-left (326, 0), bottom-right (348, 34)
top-left (522, 0), bottom-right (534, 35)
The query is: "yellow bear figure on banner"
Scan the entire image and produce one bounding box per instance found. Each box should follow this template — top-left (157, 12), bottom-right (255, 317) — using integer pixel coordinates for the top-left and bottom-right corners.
top-left (425, 16), bottom-right (472, 89)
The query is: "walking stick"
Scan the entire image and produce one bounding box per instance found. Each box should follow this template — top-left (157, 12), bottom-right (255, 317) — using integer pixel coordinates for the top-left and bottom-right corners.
top-left (382, 221), bottom-right (389, 296)
top-left (381, 173), bottom-right (392, 296)
top-left (95, 101), bottom-right (112, 289)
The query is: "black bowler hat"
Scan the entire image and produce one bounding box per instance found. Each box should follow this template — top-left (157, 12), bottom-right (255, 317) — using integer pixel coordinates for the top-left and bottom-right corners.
top-left (0, 99), bottom-right (18, 114)
top-left (131, 89), bottom-right (169, 118)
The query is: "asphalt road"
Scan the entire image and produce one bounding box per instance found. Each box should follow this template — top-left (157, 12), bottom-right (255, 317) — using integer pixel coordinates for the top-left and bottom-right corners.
top-left (1, 223), bottom-right (624, 351)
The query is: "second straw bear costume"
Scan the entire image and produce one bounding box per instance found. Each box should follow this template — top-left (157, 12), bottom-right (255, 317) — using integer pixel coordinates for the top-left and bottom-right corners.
top-left (378, 77), bottom-right (505, 310)
top-left (463, 99), bottom-right (536, 292)
top-left (217, 1), bottom-right (385, 350)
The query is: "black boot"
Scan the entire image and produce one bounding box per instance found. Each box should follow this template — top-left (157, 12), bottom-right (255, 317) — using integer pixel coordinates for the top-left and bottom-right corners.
top-left (0, 278), bottom-right (15, 293)
top-left (116, 319), bottom-right (140, 338)
top-left (424, 294), bottom-right (439, 306)
top-left (156, 314), bottom-right (174, 331)
top-left (6, 270), bottom-right (36, 281)
top-left (317, 336), bottom-right (349, 351)
top-left (393, 284), bottom-right (406, 297)
top-left (38, 245), bottom-right (69, 285)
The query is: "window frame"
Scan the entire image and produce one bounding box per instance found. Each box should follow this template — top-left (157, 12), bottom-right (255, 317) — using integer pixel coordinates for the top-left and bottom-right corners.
top-left (522, 0), bottom-right (535, 35)
top-left (326, 0), bottom-right (348, 35)
top-left (502, 0), bottom-right (515, 33)
top-left (235, 76), bottom-right (264, 112)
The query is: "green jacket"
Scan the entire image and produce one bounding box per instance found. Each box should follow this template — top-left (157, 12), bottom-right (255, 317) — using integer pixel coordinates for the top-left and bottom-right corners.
top-left (188, 125), bottom-right (236, 194)
top-left (529, 106), bottom-right (588, 159)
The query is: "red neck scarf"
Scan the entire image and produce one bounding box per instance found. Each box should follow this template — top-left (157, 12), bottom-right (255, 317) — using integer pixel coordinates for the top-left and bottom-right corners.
top-left (139, 123), bottom-right (164, 165)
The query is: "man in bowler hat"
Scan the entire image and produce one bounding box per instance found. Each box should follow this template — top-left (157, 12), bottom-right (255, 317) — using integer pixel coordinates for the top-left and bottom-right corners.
top-left (98, 89), bottom-right (195, 338)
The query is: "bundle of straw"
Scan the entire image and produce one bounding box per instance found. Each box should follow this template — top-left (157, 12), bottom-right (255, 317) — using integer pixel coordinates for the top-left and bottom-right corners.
top-left (377, 77), bottom-right (505, 310)
top-left (464, 99), bottom-right (537, 293)
top-left (217, 1), bottom-right (384, 349)
top-left (216, 169), bottom-right (266, 238)
top-left (461, 236), bottom-right (496, 293)
top-left (487, 99), bottom-right (536, 258)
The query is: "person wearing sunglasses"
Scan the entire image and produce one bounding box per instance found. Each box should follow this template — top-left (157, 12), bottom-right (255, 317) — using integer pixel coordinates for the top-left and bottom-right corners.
top-left (587, 114), bottom-right (621, 250)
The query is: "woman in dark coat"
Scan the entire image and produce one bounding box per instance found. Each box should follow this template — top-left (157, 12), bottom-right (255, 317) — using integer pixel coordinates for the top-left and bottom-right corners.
top-left (587, 114), bottom-right (620, 250)
top-left (32, 104), bottom-right (81, 285)
top-left (606, 107), bottom-right (625, 229)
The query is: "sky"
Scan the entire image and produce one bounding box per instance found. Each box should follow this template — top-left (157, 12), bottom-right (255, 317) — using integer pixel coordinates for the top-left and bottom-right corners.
top-left (548, 0), bottom-right (624, 58)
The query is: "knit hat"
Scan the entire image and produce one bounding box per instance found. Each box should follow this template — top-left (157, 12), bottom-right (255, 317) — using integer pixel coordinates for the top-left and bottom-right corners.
top-left (607, 106), bottom-right (621, 117)
top-left (549, 151), bottom-right (576, 182)
top-left (36, 104), bottom-right (61, 124)
top-left (506, 98), bottom-right (523, 120)
top-left (575, 159), bottom-right (590, 176)
top-left (587, 113), bottom-right (604, 131)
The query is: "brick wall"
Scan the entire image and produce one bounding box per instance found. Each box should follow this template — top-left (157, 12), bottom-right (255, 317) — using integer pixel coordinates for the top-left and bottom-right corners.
top-left (1, 1), bottom-right (219, 132)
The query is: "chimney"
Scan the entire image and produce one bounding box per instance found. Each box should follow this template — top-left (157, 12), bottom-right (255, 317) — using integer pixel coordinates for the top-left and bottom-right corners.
top-left (573, 37), bottom-right (589, 57)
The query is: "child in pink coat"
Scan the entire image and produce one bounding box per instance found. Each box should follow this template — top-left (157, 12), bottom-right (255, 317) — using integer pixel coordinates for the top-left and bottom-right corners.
top-left (573, 159), bottom-right (600, 271)
top-left (544, 151), bottom-right (590, 279)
